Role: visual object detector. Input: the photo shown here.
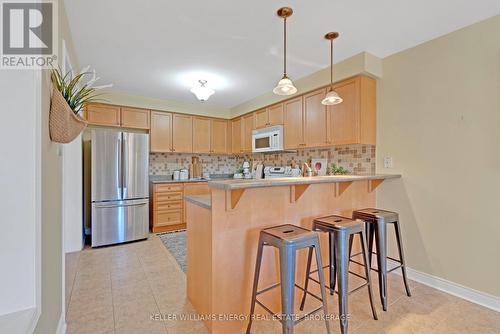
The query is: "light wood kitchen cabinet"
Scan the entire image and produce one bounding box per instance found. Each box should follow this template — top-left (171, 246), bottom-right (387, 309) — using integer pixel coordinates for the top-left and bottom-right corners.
top-left (304, 88), bottom-right (329, 148)
top-left (283, 97), bottom-right (304, 149)
top-left (254, 108), bottom-right (268, 129)
top-left (241, 113), bottom-right (254, 152)
top-left (328, 76), bottom-right (376, 145)
top-left (231, 118), bottom-right (242, 154)
top-left (211, 119), bottom-right (228, 154)
top-left (268, 103), bottom-right (284, 126)
top-left (85, 103), bottom-right (121, 127)
top-left (172, 114), bottom-right (193, 153)
top-left (150, 111), bottom-right (172, 152)
top-left (193, 117), bottom-right (211, 153)
top-left (120, 107), bottom-right (150, 129)
top-left (151, 183), bottom-right (184, 233)
top-left (254, 104), bottom-right (284, 129)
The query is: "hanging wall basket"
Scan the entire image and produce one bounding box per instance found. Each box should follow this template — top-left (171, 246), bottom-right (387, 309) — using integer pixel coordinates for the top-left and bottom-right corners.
top-left (49, 88), bottom-right (88, 143)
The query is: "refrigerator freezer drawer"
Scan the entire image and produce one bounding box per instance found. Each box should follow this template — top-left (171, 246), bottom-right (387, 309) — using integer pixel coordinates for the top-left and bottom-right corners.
top-left (91, 199), bottom-right (149, 247)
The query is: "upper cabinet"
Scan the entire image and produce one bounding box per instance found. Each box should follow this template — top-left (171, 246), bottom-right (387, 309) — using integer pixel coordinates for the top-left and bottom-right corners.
top-left (85, 104), bottom-right (121, 127)
top-left (328, 76), bottom-right (376, 145)
top-left (150, 111), bottom-right (172, 152)
top-left (211, 119), bottom-right (228, 154)
top-left (121, 107), bottom-right (150, 129)
top-left (267, 103), bottom-right (284, 126)
top-left (303, 88), bottom-right (328, 148)
top-left (172, 114), bottom-right (193, 153)
top-left (85, 104), bottom-right (150, 129)
top-left (193, 117), bottom-right (211, 153)
top-left (231, 118), bottom-right (242, 154)
top-left (192, 117), bottom-right (228, 154)
top-left (283, 97), bottom-right (304, 149)
top-left (254, 104), bottom-right (284, 129)
top-left (241, 113), bottom-right (254, 153)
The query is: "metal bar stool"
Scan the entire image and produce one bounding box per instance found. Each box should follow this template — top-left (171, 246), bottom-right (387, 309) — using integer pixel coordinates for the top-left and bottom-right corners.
top-left (246, 224), bottom-right (331, 334)
top-left (299, 216), bottom-right (378, 334)
top-left (352, 208), bottom-right (411, 311)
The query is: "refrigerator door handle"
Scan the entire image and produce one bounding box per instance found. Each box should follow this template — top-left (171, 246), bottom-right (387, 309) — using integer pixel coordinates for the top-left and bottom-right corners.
top-left (122, 132), bottom-right (128, 199)
top-left (94, 202), bottom-right (147, 209)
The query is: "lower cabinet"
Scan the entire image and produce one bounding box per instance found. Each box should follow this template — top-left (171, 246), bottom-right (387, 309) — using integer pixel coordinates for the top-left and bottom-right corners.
top-left (151, 182), bottom-right (209, 233)
top-left (151, 183), bottom-right (185, 233)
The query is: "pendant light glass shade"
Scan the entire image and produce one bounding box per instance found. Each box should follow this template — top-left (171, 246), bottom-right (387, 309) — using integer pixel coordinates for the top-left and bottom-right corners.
top-left (321, 89), bottom-right (343, 105)
top-left (273, 7), bottom-right (297, 96)
top-left (321, 32), bottom-right (342, 106)
top-left (273, 76), bottom-right (297, 95)
top-left (190, 80), bottom-right (215, 102)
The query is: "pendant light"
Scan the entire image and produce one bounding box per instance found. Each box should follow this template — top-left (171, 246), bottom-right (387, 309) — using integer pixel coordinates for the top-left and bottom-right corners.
top-left (190, 80), bottom-right (215, 102)
top-left (321, 32), bottom-right (343, 105)
top-left (273, 7), bottom-right (297, 96)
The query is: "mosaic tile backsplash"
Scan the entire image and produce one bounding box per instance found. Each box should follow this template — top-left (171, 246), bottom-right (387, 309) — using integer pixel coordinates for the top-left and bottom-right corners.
top-left (149, 144), bottom-right (375, 176)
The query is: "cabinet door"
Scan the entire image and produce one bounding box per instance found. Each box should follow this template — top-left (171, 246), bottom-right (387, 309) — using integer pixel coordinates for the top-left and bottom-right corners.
top-left (172, 114), bottom-right (193, 153)
top-left (242, 113), bottom-right (254, 152)
top-left (254, 108), bottom-right (268, 129)
top-left (150, 111), bottom-right (172, 152)
top-left (304, 88), bottom-right (328, 148)
top-left (85, 103), bottom-right (121, 127)
top-left (120, 107), bottom-right (150, 129)
top-left (283, 97), bottom-right (304, 149)
top-left (329, 78), bottom-right (360, 145)
top-left (192, 117), bottom-right (211, 153)
top-left (267, 103), bottom-right (284, 126)
top-left (231, 118), bottom-right (242, 154)
top-left (211, 119), bottom-right (228, 154)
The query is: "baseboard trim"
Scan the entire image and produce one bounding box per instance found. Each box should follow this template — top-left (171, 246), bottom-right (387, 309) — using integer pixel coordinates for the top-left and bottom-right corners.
top-left (55, 314), bottom-right (66, 334)
top-left (394, 266), bottom-right (500, 312)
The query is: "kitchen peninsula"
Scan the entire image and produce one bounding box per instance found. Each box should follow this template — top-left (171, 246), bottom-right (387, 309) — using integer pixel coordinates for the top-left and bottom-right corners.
top-left (185, 174), bottom-right (400, 334)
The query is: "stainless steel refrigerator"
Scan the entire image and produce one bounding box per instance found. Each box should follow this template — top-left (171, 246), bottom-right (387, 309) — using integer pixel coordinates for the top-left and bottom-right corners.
top-left (89, 129), bottom-right (149, 247)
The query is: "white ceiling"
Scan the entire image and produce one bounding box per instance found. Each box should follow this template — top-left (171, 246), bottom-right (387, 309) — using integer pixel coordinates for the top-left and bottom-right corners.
top-left (65, 0), bottom-right (500, 108)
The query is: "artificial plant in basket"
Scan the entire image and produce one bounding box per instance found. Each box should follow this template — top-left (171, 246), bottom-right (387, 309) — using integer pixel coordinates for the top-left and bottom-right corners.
top-left (49, 67), bottom-right (111, 143)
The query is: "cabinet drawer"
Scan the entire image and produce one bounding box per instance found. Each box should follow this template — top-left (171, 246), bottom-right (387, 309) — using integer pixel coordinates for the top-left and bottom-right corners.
top-left (155, 201), bottom-right (182, 211)
top-left (155, 210), bottom-right (182, 226)
top-left (155, 192), bottom-right (182, 202)
top-left (154, 184), bottom-right (183, 193)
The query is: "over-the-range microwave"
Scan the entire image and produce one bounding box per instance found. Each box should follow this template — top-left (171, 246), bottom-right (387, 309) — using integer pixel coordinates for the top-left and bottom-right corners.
top-left (252, 125), bottom-right (284, 153)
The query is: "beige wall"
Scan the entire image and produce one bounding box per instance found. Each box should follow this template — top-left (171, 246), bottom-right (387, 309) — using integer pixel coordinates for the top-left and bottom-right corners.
top-left (376, 15), bottom-right (500, 297)
top-left (34, 0), bottom-right (80, 332)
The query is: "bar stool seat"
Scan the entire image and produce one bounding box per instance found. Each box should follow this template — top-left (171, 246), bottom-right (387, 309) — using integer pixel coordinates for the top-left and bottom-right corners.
top-left (300, 216), bottom-right (378, 334)
top-left (246, 224), bottom-right (331, 334)
top-left (352, 208), bottom-right (411, 311)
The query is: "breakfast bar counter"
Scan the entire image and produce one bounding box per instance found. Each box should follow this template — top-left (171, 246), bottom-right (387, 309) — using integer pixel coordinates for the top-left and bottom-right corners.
top-left (185, 174), bottom-right (401, 334)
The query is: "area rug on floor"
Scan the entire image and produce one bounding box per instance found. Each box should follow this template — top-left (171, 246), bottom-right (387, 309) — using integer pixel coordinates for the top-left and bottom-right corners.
top-left (158, 230), bottom-right (187, 273)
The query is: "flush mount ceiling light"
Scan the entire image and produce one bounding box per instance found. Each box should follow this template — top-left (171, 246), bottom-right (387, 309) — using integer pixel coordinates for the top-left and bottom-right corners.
top-left (190, 80), bottom-right (215, 102)
top-left (273, 7), bottom-right (297, 96)
top-left (322, 32), bottom-right (343, 105)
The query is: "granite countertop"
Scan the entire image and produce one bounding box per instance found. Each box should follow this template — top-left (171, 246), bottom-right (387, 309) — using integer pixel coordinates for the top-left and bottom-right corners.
top-left (184, 194), bottom-right (211, 209)
top-left (208, 174), bottom-right (401, 190)
top-left (150, 174), bottom-right (233, 184)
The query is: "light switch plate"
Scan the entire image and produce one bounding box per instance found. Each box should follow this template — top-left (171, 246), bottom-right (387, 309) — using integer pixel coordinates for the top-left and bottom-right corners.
top-left (384, 156), bottom-right (393, 168)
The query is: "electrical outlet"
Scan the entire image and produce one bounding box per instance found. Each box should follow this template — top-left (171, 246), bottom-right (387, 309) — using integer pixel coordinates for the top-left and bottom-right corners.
top-left (384, 156), bottom-right (393, 168)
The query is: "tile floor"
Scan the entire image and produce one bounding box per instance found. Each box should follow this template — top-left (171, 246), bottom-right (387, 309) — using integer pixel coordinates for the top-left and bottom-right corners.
top-left (65, 235), bottom-right (500, 334)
